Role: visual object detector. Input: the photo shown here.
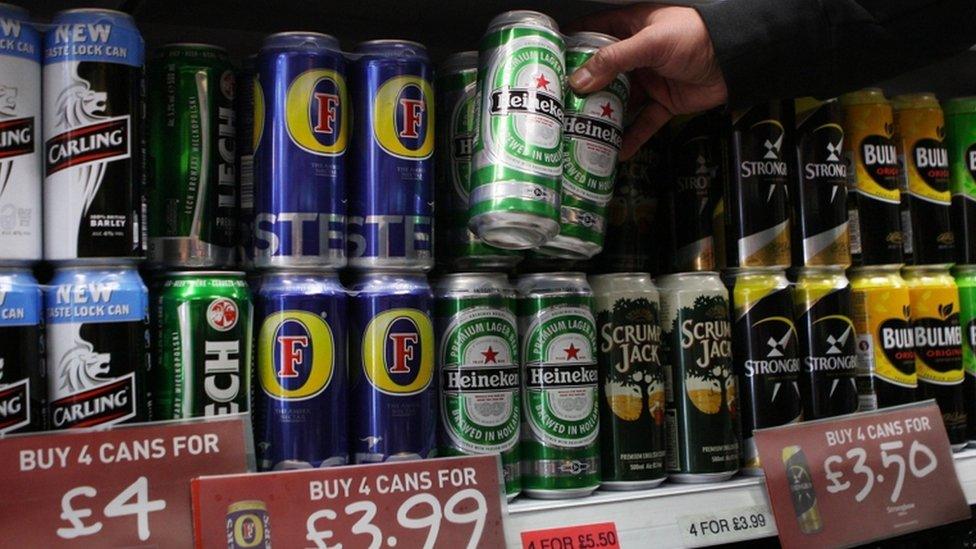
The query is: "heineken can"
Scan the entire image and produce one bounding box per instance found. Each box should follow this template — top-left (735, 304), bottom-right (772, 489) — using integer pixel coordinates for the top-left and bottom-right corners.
top-left (945, 97), bottom-right (976, 265)
top-left (657, 271), bottom-right (738, 482)
top-left (954, 265), bottom-right (976, 443)
top-left (591, 273), bottom-right (666, 489)
top-left (469, 10), bottom-right (565, 250)
top-left (0, 268), bottom-right (45, 433)
top-left (435, 273), bottom-right (521, 498)
top-left (154, 271), bottom-right (253, 419)
top-left (516, 272), bottom-right (599, 498)
top-left (236, 54), bottom-right (256, 270)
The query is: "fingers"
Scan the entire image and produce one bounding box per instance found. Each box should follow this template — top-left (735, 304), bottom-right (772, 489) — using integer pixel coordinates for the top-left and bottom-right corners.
top-left (619, 101), bottom-right (672, 161)
top-left (569, 29), bottom-right (657, 94)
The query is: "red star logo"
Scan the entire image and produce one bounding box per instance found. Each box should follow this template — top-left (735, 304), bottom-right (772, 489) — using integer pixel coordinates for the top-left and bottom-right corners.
top-left (481, 346), bottom-right (499, 364)
top-left (564, 343), bottom-right (581, 360)
top-left (535, 73), bottom-right (550, 91)
top-left (599, 102), bottom-right (615, 119)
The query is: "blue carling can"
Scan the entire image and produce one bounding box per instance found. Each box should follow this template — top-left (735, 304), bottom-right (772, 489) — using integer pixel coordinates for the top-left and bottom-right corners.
top-left (348, 40), bottom-right (434, 271)
top-left (253, 32), bottom-right (348, 269)
top-left (0, 268), bottom-right (45, 433)
top-left (349, 271), bottom-right (435, 462)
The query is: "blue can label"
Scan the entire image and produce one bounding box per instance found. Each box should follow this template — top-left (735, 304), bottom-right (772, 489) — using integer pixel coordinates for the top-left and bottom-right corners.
top-left (0, 11), bottom-right (40, 63)
top-left (0, 281), bottom-right (40, 327)
top-left (370, 75), bottom-right (433, 160)
top-left (0, 273), bottom-right (42, 433)
top-left (44, 16), bottom-right (143, 66)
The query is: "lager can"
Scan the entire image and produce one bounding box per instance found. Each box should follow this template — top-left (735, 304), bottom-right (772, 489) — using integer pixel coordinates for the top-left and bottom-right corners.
top-left (154, 271), bottom-right (253, 419)
top-left (236, 54), bottom-right (257, 270)
top-left (147, 43), bottom-right (237, 268)
top-left (590, 273), bottom-right (667, 489)
top-left (254, 32), bottom-right (347, 269)
top-left (903, 265), bottom-right (966, 448)
top-left (226, 500), bottom-right (271, 549)
top-left (730, 268), bottom-right (802, 473)
top-left (945, 97), bottom-right (976, 264)
top-left (0, 4), bottom-right (41, 264)
top-left (0, 268), bottom-right (44, 433)
top-left (435, 273), bottom-right (521, 498)
top-left (349, 271), bottom-right (435, 462)
top-left (43, 9), bottom-right (144, 262)
top-left (840, 89), bottom-right (904, 266)
top-left (46, 264), bottom-right (149, 429)
top-left (893, 93), bottom-right (954, 265)
top-left (657, 271), bottom-right (738, 482)
top-left (348, 40), bottom-right (434, 271)
top-left (793, 267), bottom-right (858, 419)
top-left (782, 445), bottom-right (824, 534)
top-left (469, 11), bottom-right (565, 250)
top-left (954, 265), bottom-right (976, 443)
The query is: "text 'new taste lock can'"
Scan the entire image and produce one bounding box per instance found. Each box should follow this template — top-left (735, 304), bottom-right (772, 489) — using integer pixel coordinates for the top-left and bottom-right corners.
top-left (0, 268), bottom-right (44, 433)
top-left (944, 97), bottom-right (976, 265)
top-left (954, 265), bottom-right (976, 442)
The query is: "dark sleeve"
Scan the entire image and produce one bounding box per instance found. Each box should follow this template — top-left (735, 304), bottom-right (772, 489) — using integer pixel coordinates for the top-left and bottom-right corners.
top-left (695, 0), bottom-right (976, 107)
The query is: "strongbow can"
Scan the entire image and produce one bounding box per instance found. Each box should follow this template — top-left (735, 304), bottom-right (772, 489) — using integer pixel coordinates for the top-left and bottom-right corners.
top-left (226, 500), bottom-right (271, 549)
top-left (236, 54), bottom-right (256, 269)
top-left (0, 268), bottom-right (44, 433)
top-left (945, 97), bottom-right (976, 265)
top-left (954, 265), bottom-right (976, 443)
top-left (782, 445), bottom-right (824, 534)
top-left (469, 11), bottom-right (565, 250)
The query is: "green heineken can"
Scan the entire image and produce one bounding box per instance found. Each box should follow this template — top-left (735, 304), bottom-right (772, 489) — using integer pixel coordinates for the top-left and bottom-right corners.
top-left (955, 265), bottom-right (976, 443)
top-left (516, 272), bottom-right (600, 498)
top-left (435, 273), bottom-right (521, 498)
top-left (469, 11), bottom-right (565, 250)
top-left (147, 43), bottom-right (238, 268)
top-left (154, 271), bottom-right (253, 418)
top-left (945, 97), bottom-right (976, 265)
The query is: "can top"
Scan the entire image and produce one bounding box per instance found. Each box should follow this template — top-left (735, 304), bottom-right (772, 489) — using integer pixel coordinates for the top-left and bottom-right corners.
top-left (954, 264), bottom-right (976, 276)
top-left (794, 96), bottom-right (828, 116)
top-left (439, 51), bottom-right (478, 73)
top-left (435, 272), bottom-right (513, 295)
top-left (165, 270), bottom-right (246, 277)
top-left (52, 8), bottom-right (136, 25)
top-left (839, 87), bottom-right (888, 107)
top-left (902, 264), bottom-right (953, 276)
top-left (848, 264), bottom-right (904, 275)
top-left (158, 42), bottom-right (228, 53)
top-left (567, 31), bottom-right (619, 49)
top-left (53, 263), bottom-right (139, 272)
top-left (227, 500), bottom-right (267, 513)
top-left (260, 268), bottom-right (340, 277)
top-left (0, 2), bottom-right (28, 19)
top-left (350, 271), bottom-right (430, 295)
top-left (262, 31), bottom-right (341, 52)
top-left (486, 10), bottom-right (559, 34)
top-left (891, 92), bottom-right (940, 111)
top-left (588, 272), bottom-right (654, 293)
top-left (516, 272), bottom-right (589, 296)
top-left (354, 39), bottom-right (429, 60)
top-left (944, 96), bottom-right (976, 115)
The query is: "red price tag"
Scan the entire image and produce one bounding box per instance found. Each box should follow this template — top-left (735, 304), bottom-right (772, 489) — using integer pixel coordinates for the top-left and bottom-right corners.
top-left (755, 401), bottom-right (970, 548)
top-left (192, 454), bottom-right (506, 548)
top-left (521, 522), bottom-right (620, 549)
top-left (0, 416), bottom-right (250, 546)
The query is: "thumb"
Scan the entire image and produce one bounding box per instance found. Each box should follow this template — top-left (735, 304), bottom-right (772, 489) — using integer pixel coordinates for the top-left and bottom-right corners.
top-left (568, 30), bottom-right (654, 94)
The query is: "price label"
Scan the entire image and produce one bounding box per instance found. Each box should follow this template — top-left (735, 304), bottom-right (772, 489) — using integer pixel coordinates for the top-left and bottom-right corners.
top-left (521, 522), bottom-right (620, 549)
top-left (678, 505), bottom-right (776, 546)
top-left (192, 454), bottom-right (506, 548)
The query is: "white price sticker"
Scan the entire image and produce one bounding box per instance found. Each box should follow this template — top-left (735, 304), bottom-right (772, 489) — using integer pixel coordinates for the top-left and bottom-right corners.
top-left (678, 505), bottom-right (776, 547)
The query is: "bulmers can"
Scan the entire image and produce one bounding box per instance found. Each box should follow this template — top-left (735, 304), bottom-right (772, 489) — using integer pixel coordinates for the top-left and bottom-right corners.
top-left (226, 500), bottom-right (271, 549)
top-left (954, 265), bottom-right (976, 442)
top-left (0, 268), bottom-right (44, 433)
top-left (945, 97), bottom-right (976, 265)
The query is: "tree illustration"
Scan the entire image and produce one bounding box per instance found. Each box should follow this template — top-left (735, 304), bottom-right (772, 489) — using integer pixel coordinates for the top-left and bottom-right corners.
top-left (599, 297), bottom-right (667, 424)
top-left (673, 294), bottom-right (735, 417)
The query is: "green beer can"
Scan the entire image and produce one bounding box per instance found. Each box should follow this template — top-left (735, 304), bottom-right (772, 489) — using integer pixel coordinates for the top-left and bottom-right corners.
top-left (954, 265), bottom-right (976, 443)
top-left (147, 43), bottom-right (238, 268)
top-left (945, 97), bottom-right (976, 265)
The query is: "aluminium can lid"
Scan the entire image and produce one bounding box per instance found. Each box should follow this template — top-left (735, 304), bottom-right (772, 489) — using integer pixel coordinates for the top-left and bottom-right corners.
top-left (839, 87), bottom-right (889, 107)
top-left (486, 10), bottom-right (559, 34)
top-left (262, 31), bottom-right (341, 52)
top-left (891, 92), bottom-right (940, 111)
top-left (943, 96), bottom-right (976, 115)
top-left (440, 51), bottom-right (478, 73)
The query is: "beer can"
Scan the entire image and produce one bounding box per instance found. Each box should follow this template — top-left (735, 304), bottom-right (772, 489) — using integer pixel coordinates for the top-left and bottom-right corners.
top-left (793, 267), bottom-right (858, 419)
top-left (0, 4), bottom-right (40, 264)
top-left (254, 32), bottom-right (347, 269)
top-left (469, 11), bottom-right (565, 250)
top-left (782, 445), bottom-right (824, 534)
top-left (840, 89), bottom-right (904, 266)
top-left (893, 93), bottom-right (954, 265)
top-left (903, 265), bottom-right (966, 448)
top-left (792, 98), bottom-right (851, 267)
top-left (945, 97), bottom-right (976, 265)
top-left (590, 273), bottom-right (667, 489)
top-left (226, 500), bottom-right (271, 549)
top-left (730, 268), bottom-right (802, 474)
top-left (43, 9), bottom-right (144, 262)
top-left (153, 271), bottom-right (253, 419)
top-left (348, 40), bottom-right (433, 271)
top-left (46, 264), bottom-right (149, 429)
top-left (349, 271), bottom-right (435, 462)
top-left (236, 54), bottom-right (256, 270)
top-left (147, 43), bottom-right (236, 268)
top-left (435, 273), bottom-right (521, 498)
top-left (255, 270), bottom-right (347, 470)
top-left (954, 265), bottom-right (976, 443)
top-left (657, 271), bottom-right (738, 482)
top-left (0, 268), bottom-right (44, 433)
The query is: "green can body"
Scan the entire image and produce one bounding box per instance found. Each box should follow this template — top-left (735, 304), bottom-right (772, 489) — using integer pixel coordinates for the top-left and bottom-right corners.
top-left (945, 98), bottom-right (976, 265)
top-left (955, 266), bottom-right (976, 442)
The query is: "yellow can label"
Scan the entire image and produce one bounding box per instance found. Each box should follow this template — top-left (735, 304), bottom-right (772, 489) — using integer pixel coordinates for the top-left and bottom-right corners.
top-left (851, 282), bottom-right (916, 388)
top-left (843, 102), bottom-right (901, 203)
top-left (894, 107), bottom-right (951, 204)
top-left (907, 282), bottom-right (964, 385)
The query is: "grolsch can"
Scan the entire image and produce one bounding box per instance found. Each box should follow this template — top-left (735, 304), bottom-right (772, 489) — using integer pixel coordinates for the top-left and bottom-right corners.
top-left (435, 273), bottom-right (521, 498)
top-left (236, 54), bottom-right (256, 269)
top-left (657, 271), bottom-right (738, 482)
top-left (0, 268), bottom-right (45, 433)
top-left (147, 43), bottom-right (237, 268)
top-left (893, 93), bottom-right (954, 265)
top-left (0, 4), bottom-right (41, 264)
top-left (840, 89), bottom-right (904, 266)
top-left (469, 11), bottom-right (565, 250)
top-left (43, 9), bottom-right (144, 262)
top-left (255, 271), bottom-right (347, 470)
top-left (792, 98), bottom-right (851, 267)
top-left (591, 273), bottom-right (667, 489)
top-left (226, 500), bottom-right (271, 549)
top-left (793, 267), bottom-right (858, 419)
top-left (955, 265), bottom-right (976, 443)
top-left (154, 271), bottom-right (252, 419)
top-left (349, 271), bottom-right (435, 462)
top-left (945, 97), bottom-right (976, 265)
top-left (731, 268), bottom-right (802, 473)
top-left (348, 40), bottom-right (433, 271)
top-left (903, 265), bottom-right (966, 448)
top-left (782, 445), bottom-right (824, 534)
top-left (253, 32), bottom-right (347, 269)
top-left (517, 272), bottom-right (600, 498)
top-left (46, 265), bottom-right (149, 429)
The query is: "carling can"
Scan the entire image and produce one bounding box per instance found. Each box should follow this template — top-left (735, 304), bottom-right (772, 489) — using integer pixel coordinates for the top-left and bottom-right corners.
top-left (45, 265), bottom-right (148, 429)
top-left (954, 265), bottom-right (976, 442)
top-left (591, 273), bottom-right (667, 489)
top-left (469, 11), bottom-right (565, 250)
top-left (254, 32), bottom-right (347, 269)
top-left (730, 268), bottom-right (802, 473)
top-left (0, 268), bottom-right (44, 433)
top-left (348, 40), bottom-right (433, 271)
top-left (657, 271), bottom-right (738, 482)
top-left (840, 89), bottom-right (903, 266)
top-left (237, 54), bottom-right (256, 269)
top-left (226, 500), bottom-right (272, 549)
top-left (945, 97), bottom-right (976, 264)
top-left (435, 273), bottom-right (521, 498)
top-left (43, 9), bottom-right (144, 262)
top-left (349, 271), bottom-right (435, 462)
top-left (793, 267), bottom-right (858, 419)
top-left (147, 43), bottom-right (237, 267)
top-left (792, 98), bottom-right (851, 267)
top-left (255, 271), bottom-right (347, 470)
top-left (154, 271), bottom-right (252, 419)
top-left (0, 4), bottom-right (40, 264)
top-left (893, 93), bottom-right (954, 265)
top-left (903, 265), bottom-right (966, 448)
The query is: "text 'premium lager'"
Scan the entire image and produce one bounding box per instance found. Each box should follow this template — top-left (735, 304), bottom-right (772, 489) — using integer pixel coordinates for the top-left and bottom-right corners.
top-left (943, 97), bottom-right (976, 264)
top-left (0, 268), bottom-right (44, 433)
top-left (954, 265), bottom-right (976, 443)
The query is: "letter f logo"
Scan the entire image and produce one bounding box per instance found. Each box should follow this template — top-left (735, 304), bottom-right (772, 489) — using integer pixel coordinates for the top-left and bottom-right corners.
top-left (399, 97), bottom-right (425, 139)
top-left (314, 93), bottom-right (339, 134)
top-left (277, 335), bottom-right (309, 378)
top-left (388, 333), bottom-right (418, 373)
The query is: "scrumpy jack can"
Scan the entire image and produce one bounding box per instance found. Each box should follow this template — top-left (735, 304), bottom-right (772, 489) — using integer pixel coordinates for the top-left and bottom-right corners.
top-left (943, 97), bottom-right (976, 264)
top-left (0, 268), bottom-right (44, 433)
